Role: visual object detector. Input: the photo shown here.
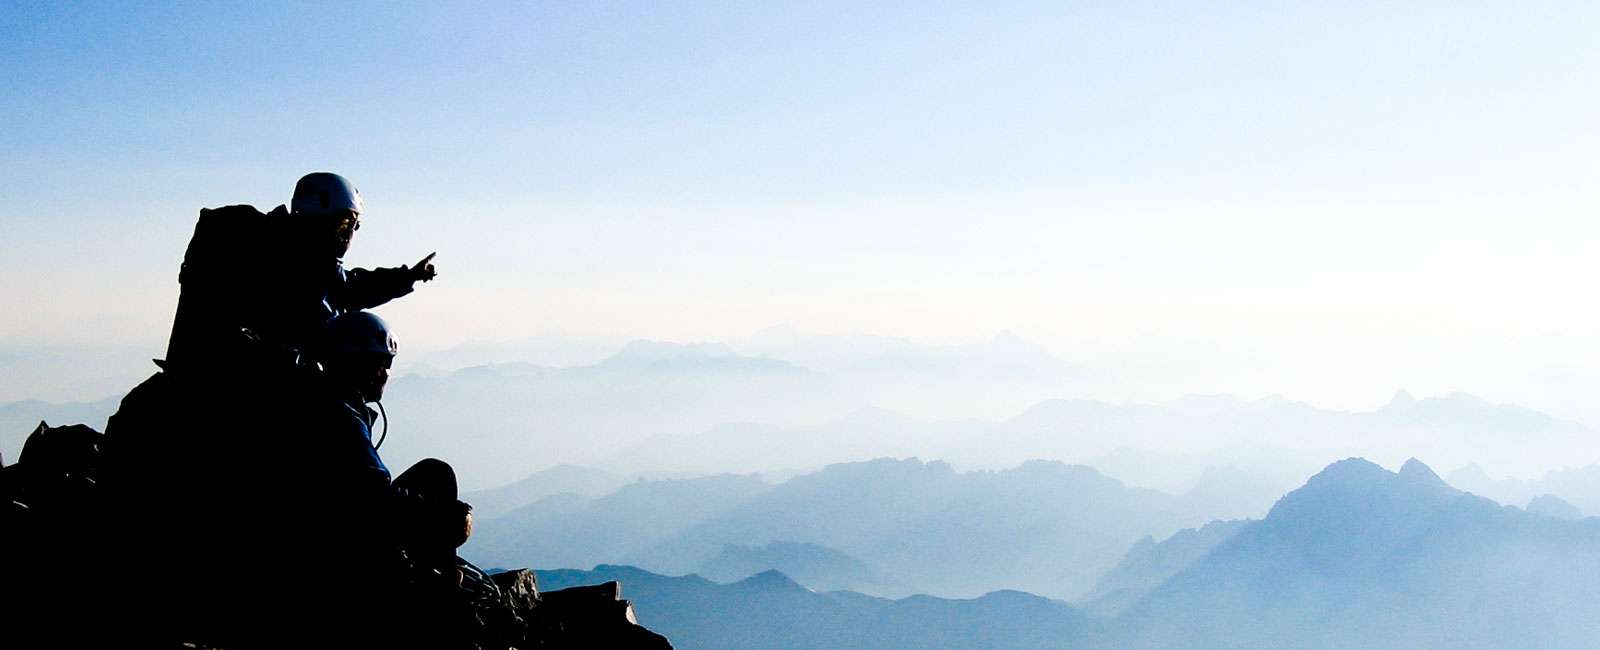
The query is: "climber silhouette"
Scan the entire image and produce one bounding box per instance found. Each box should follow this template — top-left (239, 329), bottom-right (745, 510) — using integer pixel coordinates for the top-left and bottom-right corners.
top-left (163, 171), bottom-right (437, 371)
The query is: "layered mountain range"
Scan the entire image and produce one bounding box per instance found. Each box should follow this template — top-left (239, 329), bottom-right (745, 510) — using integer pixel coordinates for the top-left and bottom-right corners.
top-left (465, 457), bottom-right (1274, 600)
top-left (524, 457), bottom-right (1600, 650)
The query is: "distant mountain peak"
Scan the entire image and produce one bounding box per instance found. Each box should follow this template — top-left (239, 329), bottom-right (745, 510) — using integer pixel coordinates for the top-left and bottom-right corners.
top-left (1301, 457), bottom-right (1449, 493)
top-left (1269, 457), bottom-right (1471, 527)
top-left (1447, 463), bottom-right (1490, 482)
top-left (1015, 458), bottom-right (1073, 472)
top-left (1397, 458), bottom-right (1444, 486)
top-left (815, 456), bottom-right (954, 478)
top-left (735, 569), bottom-right (810, 593)
top-left (1385, 389), bottom-right (1416, 408)
top-left (990, 329), bottom-right (1025, 344)
top-left (1526, 493), bottom-right (1583, 520)
top-left (1305, 457), bottom-right (1391, 487)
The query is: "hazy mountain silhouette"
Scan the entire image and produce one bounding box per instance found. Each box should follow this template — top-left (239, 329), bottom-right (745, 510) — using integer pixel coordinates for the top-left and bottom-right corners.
top-left (620, 458), bottom-right (1183, 600)
top-left (695, 541), bottom-right (904, 594)
top-left (1156, 392), bottom-right (1293, 417)
top-left (379, 342), bottom-right (863, 489)
top-left (535, 565), bottom-right (1096, 650)
top-left (9, 334), bottom-right (1594, 496)
top-left (1081, 518), bottom-right (1253, 616)
top-left (1448, 462), bottom-right (1600, 517)
top-left (601, 389), bottom-right (1593, 501)
top-left (731, 328), bottom-right (1126, 420)
top-left (464, 473), bottom-right (772, 571)
top-left (1164, 465), bottom-right (1284, 524)
top-left (1115, 458), bottom-right (1600, 649)
top-left (598, 406), bottom-right (935, 476)
top-left (953, 391), bottom-right (1590, 482)
top-left (1526, 493), bottom-right (1583, 521)
top-left (462, 464), bottom-right (637, 520)
top-left (468, 456), bottom-right (1306, 600)
top-left (407, 333), bottom-right (628, 372)
top-left (524, 457), bottom-right (1600, 649)
top-left (1465, 363), bottom-right (1600, 432)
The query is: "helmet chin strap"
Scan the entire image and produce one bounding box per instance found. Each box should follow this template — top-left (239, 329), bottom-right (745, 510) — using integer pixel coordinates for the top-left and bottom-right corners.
top-left (373, 400), bottom-right (388, 450)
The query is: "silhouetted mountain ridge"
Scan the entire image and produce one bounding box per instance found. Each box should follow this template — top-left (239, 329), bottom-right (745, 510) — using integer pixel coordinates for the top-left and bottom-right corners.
top-left (1117, 457), bottom-right (1600, 649)
top-left (696, 541), bottom-right (901, 594)
top-left (543, 456), bottom-right (1600, 649)
top-left (534, 564), bottom-right (1094, 650)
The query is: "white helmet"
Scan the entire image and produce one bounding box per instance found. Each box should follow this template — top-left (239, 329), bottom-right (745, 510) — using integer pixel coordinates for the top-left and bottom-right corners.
top-left (291, 172), bottom-right (363, 217)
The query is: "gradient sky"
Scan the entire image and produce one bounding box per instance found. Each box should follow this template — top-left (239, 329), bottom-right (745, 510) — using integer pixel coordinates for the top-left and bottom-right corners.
top-left (4, 1), bottom-right (1599, 410)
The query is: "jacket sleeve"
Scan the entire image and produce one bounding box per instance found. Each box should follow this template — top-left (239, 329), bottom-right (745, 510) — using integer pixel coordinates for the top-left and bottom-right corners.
top-left (321, 403), bottom-right (395, 503)
top-left (330, 265), bottom-right (417, 312)
top-left (317, 403), bottom-right (450, 544)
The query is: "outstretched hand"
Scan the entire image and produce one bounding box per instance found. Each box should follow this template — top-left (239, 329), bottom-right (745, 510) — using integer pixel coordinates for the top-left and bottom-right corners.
top-left (413, 252), bottom-right (437, 282)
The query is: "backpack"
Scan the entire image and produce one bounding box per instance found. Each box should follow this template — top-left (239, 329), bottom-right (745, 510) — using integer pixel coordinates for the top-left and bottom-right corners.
top-left (163, 204), bottom-right (278, 370)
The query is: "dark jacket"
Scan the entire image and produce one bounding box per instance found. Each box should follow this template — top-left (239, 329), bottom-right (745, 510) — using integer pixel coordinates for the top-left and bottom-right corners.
top-left (297, 376), bottom-right (468, 564)
top-left (303, 383), bottom-right (404, 551)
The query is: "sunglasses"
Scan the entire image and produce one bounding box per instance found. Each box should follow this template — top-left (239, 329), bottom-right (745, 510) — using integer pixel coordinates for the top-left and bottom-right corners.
top-left (335, 214), bottom-right (361, 235)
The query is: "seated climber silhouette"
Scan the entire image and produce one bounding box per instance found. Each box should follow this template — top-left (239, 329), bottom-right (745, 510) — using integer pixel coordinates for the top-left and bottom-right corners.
top-left (163, 171), bottom-right (437, 371)
top-left (102, 311), bottom-right (479, 648)
top-left (306, 312), bottom-right (475, 578)
top-left (289, 310), bottom-right (483, 646)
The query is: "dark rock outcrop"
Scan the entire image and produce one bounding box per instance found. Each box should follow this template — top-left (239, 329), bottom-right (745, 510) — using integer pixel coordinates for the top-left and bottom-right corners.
top-left (0, 419), bottom-right (674, 650)
top-left (483, 568), bottom-right (674, 650)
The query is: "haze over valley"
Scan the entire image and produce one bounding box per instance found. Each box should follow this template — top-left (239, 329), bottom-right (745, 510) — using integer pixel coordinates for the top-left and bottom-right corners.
top-left (9, 329), bottom-right (1599, 500)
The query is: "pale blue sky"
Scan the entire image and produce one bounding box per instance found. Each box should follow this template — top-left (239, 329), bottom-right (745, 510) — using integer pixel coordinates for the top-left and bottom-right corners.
top-left (3, 1), bottom-right (1599, 409)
